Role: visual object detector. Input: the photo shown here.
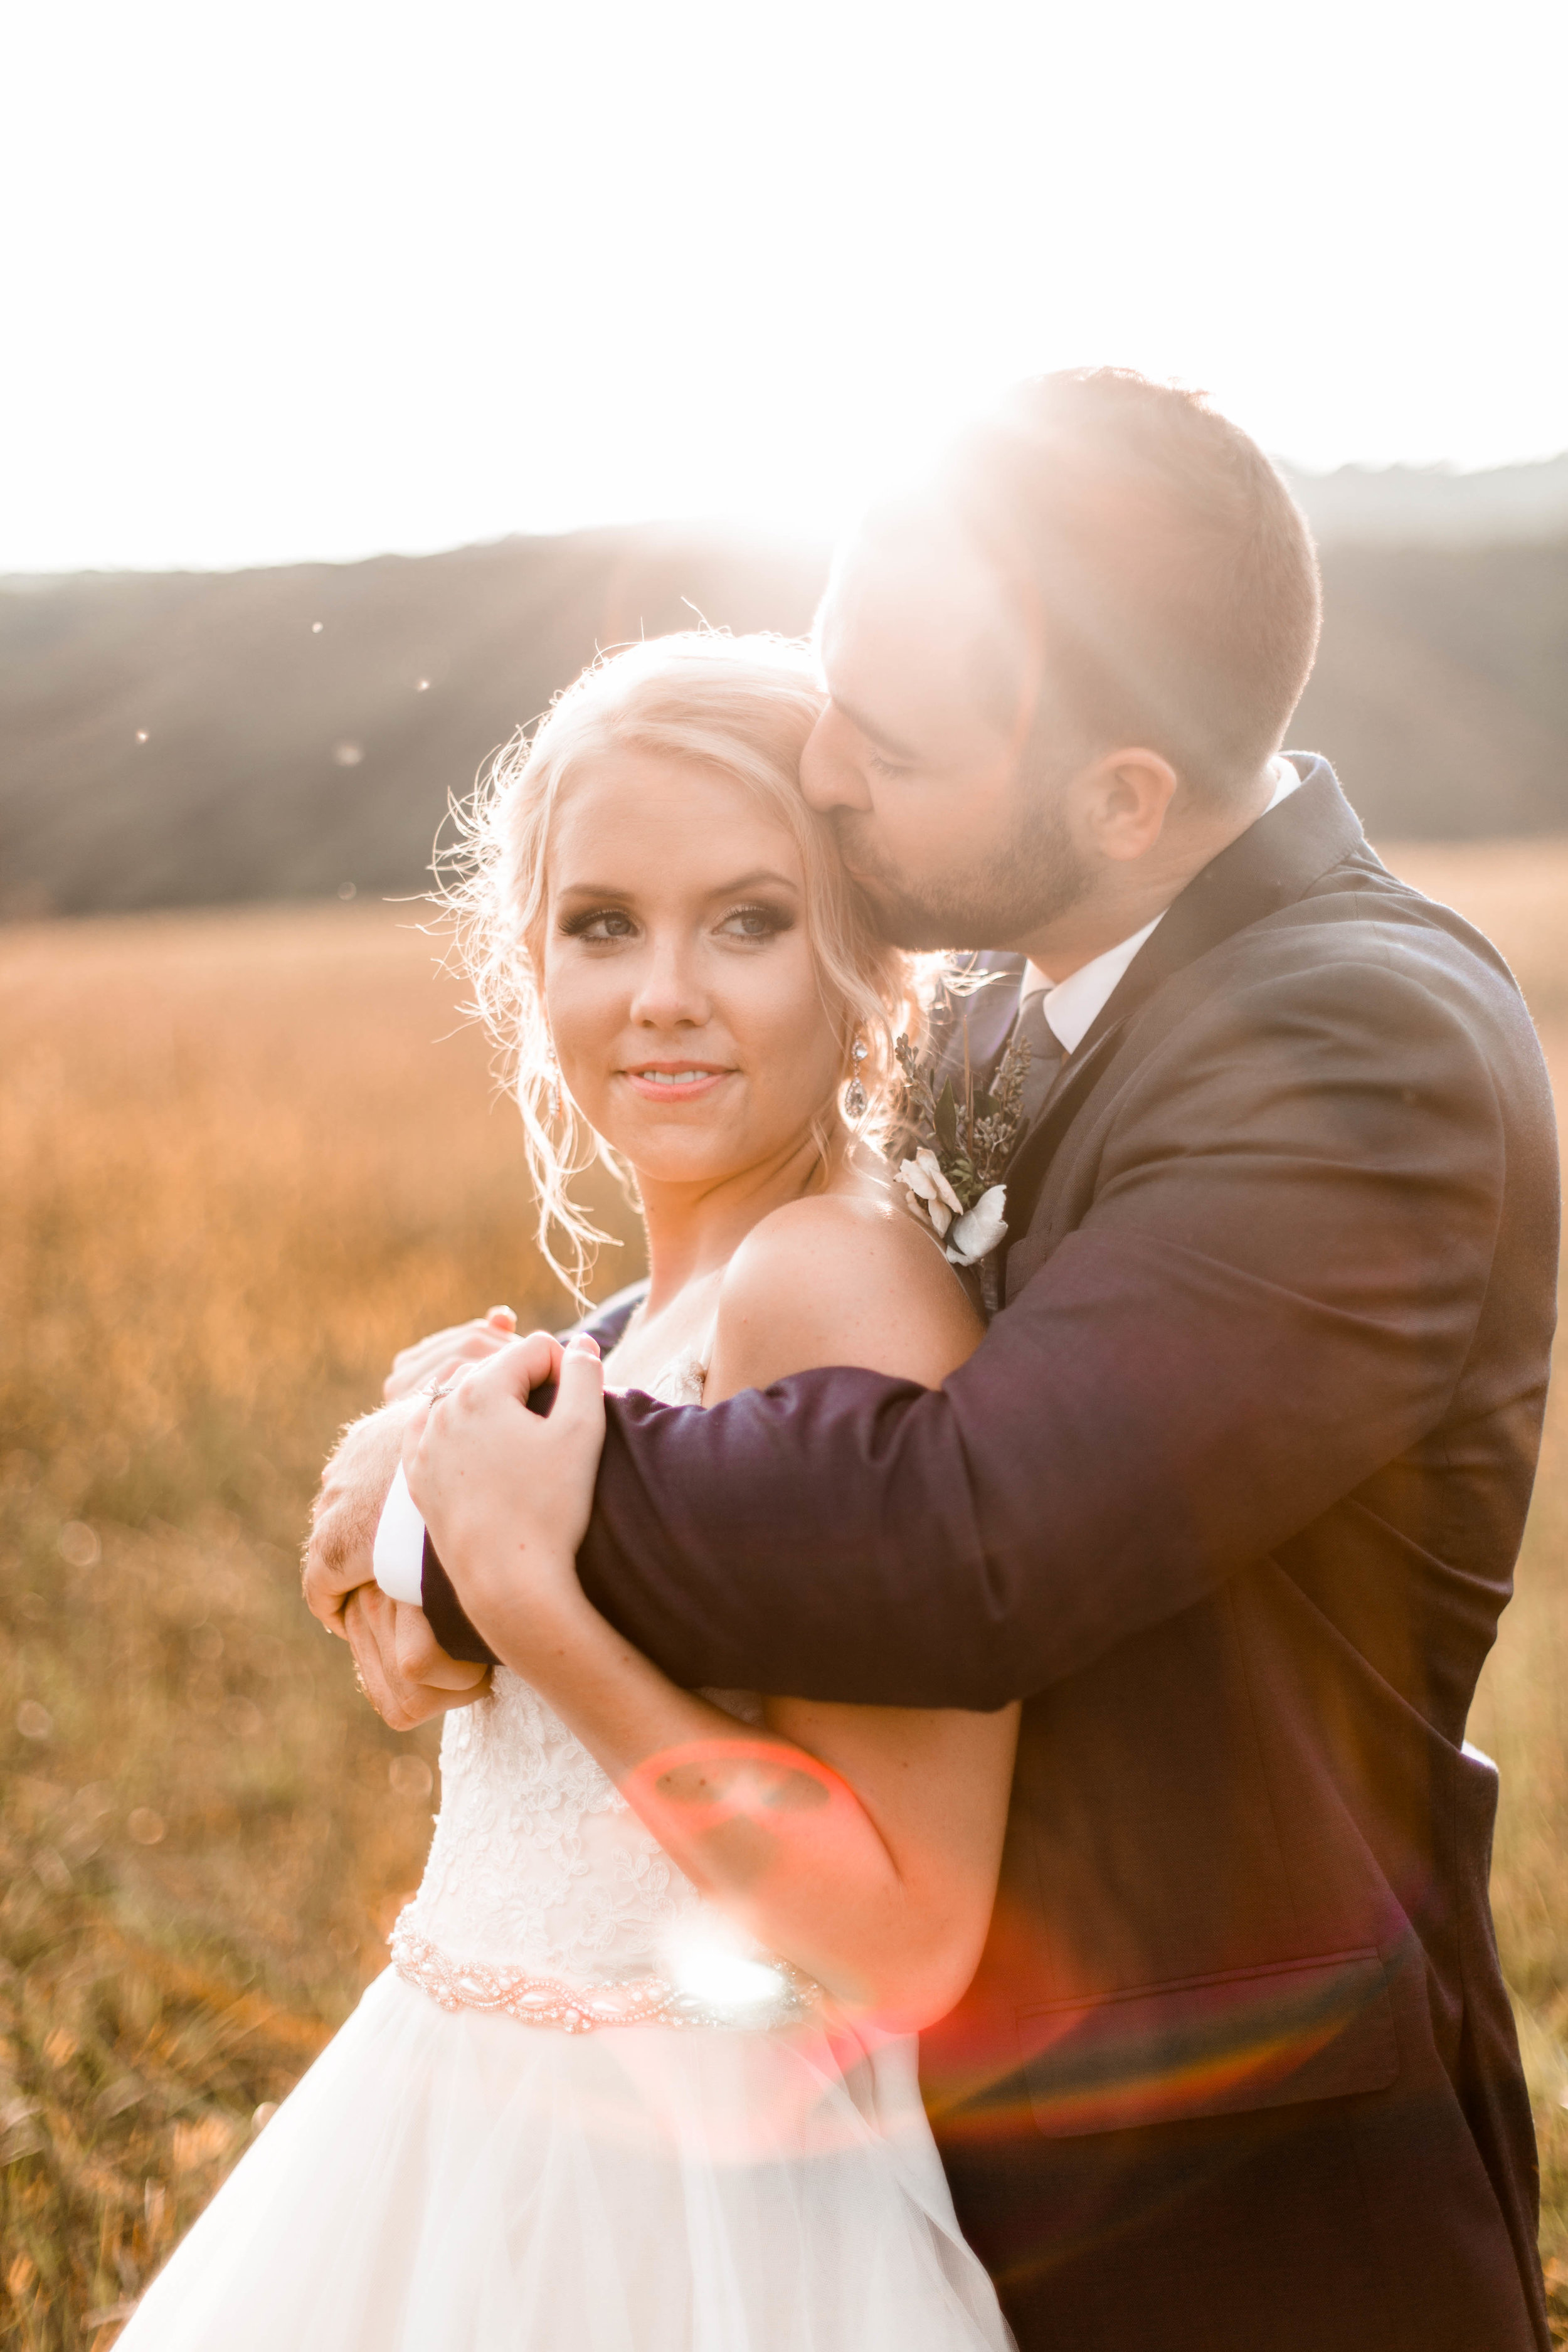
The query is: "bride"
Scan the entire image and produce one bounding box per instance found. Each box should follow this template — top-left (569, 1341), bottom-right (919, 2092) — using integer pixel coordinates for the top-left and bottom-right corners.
top-left (120, 633), bottom-right (1019, 2352)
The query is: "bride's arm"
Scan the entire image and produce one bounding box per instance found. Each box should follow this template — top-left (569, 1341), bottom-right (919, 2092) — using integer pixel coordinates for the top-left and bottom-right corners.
top-left (406, 1198), bottom-right (1019, 2033)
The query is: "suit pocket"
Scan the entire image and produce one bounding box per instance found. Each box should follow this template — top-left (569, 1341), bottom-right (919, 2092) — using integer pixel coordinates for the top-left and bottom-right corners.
top-left (1017, 1947), bottom-right (1397, 2139)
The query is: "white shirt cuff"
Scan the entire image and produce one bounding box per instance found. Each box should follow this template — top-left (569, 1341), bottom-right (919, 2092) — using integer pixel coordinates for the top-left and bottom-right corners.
top-left (373, 1463), bottom-right (428, 1606)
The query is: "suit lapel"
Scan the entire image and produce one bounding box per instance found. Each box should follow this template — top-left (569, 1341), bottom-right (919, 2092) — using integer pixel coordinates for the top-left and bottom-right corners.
top-left (999, 760), bottom-right (1366, 1234)
top-left (930, 952), bottom-right (1027, 1091)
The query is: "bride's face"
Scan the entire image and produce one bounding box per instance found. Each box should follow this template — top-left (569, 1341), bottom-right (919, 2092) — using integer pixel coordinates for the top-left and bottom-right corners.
top-left (541, 748), bottom-right (844, 1187)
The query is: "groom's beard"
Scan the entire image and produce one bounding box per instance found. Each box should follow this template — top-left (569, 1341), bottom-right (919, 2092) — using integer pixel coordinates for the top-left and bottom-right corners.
top-left (834, 773), bottom-right (1093, 953)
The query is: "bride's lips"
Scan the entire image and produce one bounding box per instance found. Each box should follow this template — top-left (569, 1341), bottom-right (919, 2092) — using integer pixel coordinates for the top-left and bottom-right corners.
top-left (620, 1061), bottom-right (735, 1104)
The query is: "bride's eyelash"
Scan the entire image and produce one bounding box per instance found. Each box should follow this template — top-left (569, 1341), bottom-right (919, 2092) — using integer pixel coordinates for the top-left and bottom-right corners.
top-left (559, 906), bottom-right (633, 939)
top-left (719, 899), bottom-right (794, 940)
top-left (558, 903), bottom-right (792, 943)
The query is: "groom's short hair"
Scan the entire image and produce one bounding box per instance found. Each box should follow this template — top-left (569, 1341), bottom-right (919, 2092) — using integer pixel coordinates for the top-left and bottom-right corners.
top-left (950, 369), bottom-right (1322, 803)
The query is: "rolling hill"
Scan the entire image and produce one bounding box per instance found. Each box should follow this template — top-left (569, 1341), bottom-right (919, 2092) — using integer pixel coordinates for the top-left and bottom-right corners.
top-left (3, 508), bottom-right (1565, 918)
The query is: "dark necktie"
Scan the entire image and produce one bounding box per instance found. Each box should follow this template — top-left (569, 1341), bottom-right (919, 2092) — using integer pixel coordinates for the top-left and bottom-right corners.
top-left (1012, 988), bottom-right (1067, 1128)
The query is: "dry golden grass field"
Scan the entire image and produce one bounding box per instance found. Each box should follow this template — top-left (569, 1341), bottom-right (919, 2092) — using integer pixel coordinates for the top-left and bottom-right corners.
top-left (3, 850), bottom-right (1568, 2348)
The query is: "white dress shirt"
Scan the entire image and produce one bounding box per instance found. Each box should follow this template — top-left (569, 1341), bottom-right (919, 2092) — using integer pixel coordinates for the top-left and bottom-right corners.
top-left (373, 755), bottom-right (1305, 1609)
top-left (373, 1462), bottom-right (430, 1606)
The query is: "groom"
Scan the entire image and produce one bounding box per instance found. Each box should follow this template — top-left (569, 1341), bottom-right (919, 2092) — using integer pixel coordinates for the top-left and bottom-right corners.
top-left (305, 370), bottom-right (1557, 2351)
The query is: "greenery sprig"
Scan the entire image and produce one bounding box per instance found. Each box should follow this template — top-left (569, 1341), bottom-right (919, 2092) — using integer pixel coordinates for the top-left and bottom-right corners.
top-left (893, 1027), bottom-right (1032, 1266)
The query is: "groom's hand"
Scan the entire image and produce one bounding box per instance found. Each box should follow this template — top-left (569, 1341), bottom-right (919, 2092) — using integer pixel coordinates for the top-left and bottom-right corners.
top-left (302, 1402), bottom-right (412, 1632)
top-left (343, 1585), bottom-right (489, 1730)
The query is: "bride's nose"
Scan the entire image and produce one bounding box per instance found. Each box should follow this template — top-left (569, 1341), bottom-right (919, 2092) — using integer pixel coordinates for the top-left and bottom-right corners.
top-left (627, 931), bottom-right (712, 1031)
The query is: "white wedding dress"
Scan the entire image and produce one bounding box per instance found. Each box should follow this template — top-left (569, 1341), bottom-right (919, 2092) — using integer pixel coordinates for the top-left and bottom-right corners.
top-left (120, 1336), bottom-right (1014, 2351)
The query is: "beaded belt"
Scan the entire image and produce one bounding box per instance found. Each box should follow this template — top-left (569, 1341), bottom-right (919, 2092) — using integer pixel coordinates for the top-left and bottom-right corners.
top-left (390, 1915), bottom-right (822, 2035)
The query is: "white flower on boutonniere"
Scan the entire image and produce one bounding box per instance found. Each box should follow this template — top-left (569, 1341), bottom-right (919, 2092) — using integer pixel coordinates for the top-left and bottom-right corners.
top-left (944, 1184), bottom-right (1009, 1267)
top-left (898, 1147), bottom-right (965, 1240)
top-left (893, 1024), bottom-right (1030, 1272)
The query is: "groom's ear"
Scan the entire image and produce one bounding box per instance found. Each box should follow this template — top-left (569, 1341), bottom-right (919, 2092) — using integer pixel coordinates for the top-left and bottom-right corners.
top-left (1078, 749), bottom-right (1180, 864)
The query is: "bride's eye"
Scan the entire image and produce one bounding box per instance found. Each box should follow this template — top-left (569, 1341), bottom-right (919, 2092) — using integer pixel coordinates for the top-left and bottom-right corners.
top-left (562, 906), bottom-right (638, 943)
top-left (716, 901), bottom-right (793, 944)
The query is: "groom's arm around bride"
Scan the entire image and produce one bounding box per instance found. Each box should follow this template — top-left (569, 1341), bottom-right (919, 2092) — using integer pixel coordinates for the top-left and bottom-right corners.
top-left (519, 763), bottom-right (1556, 2352)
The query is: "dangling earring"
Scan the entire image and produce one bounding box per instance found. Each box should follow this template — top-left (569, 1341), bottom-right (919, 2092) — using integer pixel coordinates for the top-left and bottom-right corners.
top-left (843, 1035), bottom-right (870, 1122)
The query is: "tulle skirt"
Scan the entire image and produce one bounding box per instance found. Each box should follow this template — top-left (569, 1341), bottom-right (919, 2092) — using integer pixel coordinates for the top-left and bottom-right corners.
top-left (120, 1966), bottom-right (1014, 2351)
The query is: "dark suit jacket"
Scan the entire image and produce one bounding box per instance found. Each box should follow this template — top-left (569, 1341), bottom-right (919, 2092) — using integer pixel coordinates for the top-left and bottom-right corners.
top-left (427, 758), bottom-right (1557, 2351)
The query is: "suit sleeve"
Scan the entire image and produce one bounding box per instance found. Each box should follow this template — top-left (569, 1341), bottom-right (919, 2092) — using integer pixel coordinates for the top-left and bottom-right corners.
top-left (568, 950), bottom-right (1522, 1707)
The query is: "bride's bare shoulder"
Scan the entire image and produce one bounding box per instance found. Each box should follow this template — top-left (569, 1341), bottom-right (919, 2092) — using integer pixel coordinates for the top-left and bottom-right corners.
top-left (706, 1179), bottom-right (985, 1400)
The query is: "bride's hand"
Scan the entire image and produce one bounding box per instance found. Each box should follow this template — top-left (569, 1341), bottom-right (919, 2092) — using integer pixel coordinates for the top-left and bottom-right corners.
top-left (402, 1332), bottom-right (607, 1665)
top-left (383, 1305), bottom-right (518, 1404)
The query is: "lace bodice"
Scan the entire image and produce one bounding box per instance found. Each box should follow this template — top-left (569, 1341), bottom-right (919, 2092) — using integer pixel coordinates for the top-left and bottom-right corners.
top-left (394, 1328), bottom-right (806, 2028)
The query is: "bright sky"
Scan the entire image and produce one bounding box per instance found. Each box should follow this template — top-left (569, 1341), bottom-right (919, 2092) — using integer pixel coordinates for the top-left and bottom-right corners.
top-left (6, 0), bottom-right (1565, 574)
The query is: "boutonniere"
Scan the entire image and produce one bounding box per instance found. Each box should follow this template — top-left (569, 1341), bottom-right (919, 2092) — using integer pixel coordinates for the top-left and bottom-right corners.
top-left (893, 1028), bottom-right (1031, 1267)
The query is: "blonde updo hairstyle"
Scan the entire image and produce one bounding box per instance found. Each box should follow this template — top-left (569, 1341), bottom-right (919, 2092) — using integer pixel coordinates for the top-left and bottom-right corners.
top-left (445, 632), bottom-right (922, 1301)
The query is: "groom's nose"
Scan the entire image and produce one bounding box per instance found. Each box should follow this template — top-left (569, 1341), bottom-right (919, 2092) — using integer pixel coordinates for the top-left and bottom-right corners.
top-left (800, 706), bottom-right (873, 813)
